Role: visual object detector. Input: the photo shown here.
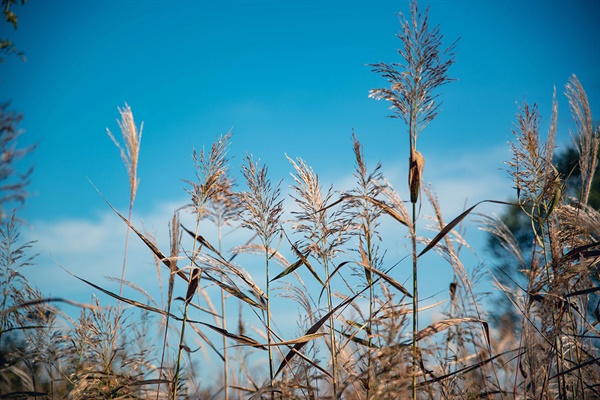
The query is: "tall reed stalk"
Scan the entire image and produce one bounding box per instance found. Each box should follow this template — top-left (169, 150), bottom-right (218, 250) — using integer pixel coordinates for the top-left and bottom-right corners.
top-left (205, 175), bottom-right (241, 400)
top-left (7, 3), bottom-right (600, 399)
top-left (173, 132), bottom-right (231, 398)
top-left (156, 212), bottom-right (181, 399)
top-left (239, 155), bottom-right (283, 398)
top-left (288, 156), bottom-right (349, 398)
top-left (483, 74), bottom-right (600, 398)
top-left (370, 1), bottom-right (457, 397)
top-left (346, 134), bottom-right (384, 398)
top-left (106, 103), bottom-right (142, 304)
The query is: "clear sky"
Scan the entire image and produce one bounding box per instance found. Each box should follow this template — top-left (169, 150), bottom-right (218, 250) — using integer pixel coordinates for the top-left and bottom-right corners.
top-left (2, 0), bottom-right (600, 355)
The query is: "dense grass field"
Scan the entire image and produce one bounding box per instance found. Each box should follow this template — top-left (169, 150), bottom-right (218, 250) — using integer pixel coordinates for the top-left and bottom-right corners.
top-left (1, 1), bottom-right (599, 399)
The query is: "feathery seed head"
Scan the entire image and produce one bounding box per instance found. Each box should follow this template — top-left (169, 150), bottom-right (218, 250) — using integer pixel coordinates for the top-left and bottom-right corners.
top-left (184, 131), bottom-right (232, 218)
top-left (507, 102), bottom-right (559, 208)
top-left (239, 154), bottom-right (283, 248)
top-left (106, 103), bottom-right (142, 204)
top-left (566, 75), bottom-right (598, 204)
top-left (288, 155), bottom-right (348, 259)
top-left (369, 0), bottom-right (458, 147)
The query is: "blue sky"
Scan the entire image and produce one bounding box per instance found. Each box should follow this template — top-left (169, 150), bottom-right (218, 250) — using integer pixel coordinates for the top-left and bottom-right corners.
top-left (2, 0), bottom-right (600, 370)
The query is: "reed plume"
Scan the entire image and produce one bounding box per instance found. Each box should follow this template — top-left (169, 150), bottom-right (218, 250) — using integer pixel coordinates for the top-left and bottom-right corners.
top-left (369, 1), bottom-right (457, 396)
top-left (106, 103), bottom-right (143, 299)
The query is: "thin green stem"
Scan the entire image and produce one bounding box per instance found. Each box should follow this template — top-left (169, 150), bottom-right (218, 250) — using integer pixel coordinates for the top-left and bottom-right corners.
top-left (173, 301), bottom-right (190, 398)
top-left (364, 222), bottom-right (374, 399)
top-left (265, 245), bottom-right (274, 400)
top-left (117, 203), bottom-right (133, 314)
top-left (411, 201), bottom-right (418, 400)
top-left (217, 222), bottom-right (229, 400)
top-left (367, 274), bottom-right (373, 399)
top-left (324, 257), bottom-right (338, 400)
top-left (539, 216), bottom-right (567, 398)
top-left (410, 110), bottom-right (419, 400)
top-left (173, 218), bottom-right (203, 399)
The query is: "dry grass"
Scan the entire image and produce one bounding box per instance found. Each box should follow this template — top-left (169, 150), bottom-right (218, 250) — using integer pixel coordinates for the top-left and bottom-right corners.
top-left (2, 2), bottom-right (599, 400)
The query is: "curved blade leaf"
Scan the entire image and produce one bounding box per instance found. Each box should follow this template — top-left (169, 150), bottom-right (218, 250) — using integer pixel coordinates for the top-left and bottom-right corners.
top-left (418, 200), bottom-right (515, 257)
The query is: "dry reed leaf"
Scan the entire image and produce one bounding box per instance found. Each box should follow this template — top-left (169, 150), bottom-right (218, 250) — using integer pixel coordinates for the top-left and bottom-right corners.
top-left (232, 242), bottom-right (289, 268)
top-left (212, 256), bottom-right (267, 303)
top-left (250, 332), bottom-right (326, 347)
top-left (286, 236), bottom-right (325, 286)
top-left (185, 267), bottom-right (200, 303)
top-left (322, 194), bottom-right (409, 227)
top-left (357, 194), bottom-right (409, 226)
top-left (179, 298), bottom-right (221, 318)
top-left (357, 247), bottom-right (412, 298)
top-left (127, 379), bottom-right (172, 387)
top-left (561, 241), bottom-right (600, 264)
top-left (181, 224), bottom-right (269, 303)
top-left (274, 292), bottom-right (360, 378)
top-left (0, 297), bottom-right (102, 318)
top-left (377, 300), bottom-right (445, 320)
top-left (104, 276), bottom-right (158, 307)
top-left (89, 180), bottom-right (189, 281)
top-left (338, 329), bottom-right (377, 349)
top-left (549, 357), bottom-right (600, 382)
top-left (409, 149), bottom-right (425, 204)
top-left (565, 286), bottom-right (600, 298)
top-left (269, 256), bottom-right (306, 282)
top-left (419, 199), bottom-right (515, 257)
top-left (197, 321), bottom-right (266, 350)
top-left (203, 271), bottom-right (264, 310)
top-left (415, 317), bottom-right (488, 345)
top-left (319, 261), bottom-right (352, 302)
top-left (418, 347), bottom-right (523, 387)
top-left (188, 323), bottom-right (225, 362)
top-left (61, 266), bottom-right (179, 320)
top-left (187, 248), bottom-right (267, 304)
top-left (248, 387), bottom-right (284, 400)
top-left (359, 238), bottom-right (372, 284)
top-left (181, 224), bottom-right (220, 254)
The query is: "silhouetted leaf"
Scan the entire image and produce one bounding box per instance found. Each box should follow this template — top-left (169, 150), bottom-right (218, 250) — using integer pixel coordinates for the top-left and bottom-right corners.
top-left (419, 200), bottom-right (515, 257)
top-left (181, 224), bottom-right (220, 254)
top-left (415, 317), bottom-right (488, 344)
top-left (338, 329), bottom-right (378, 349)
top-left (274, 292), bottom-right (360, 378)
top-left (188, 323), bottom-right (225, 362)
top-left (198, 321), bottom-right (266, 350)
top-left (270, 256), bottom-right (305, 282)
top-left (203, 271), bottom-right (265, 310)
top-left (89, 180), bottom-right (188, 282)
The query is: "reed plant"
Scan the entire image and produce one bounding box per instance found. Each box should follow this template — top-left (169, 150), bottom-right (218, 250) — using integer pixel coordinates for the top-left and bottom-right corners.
top-left (288, 154), bottom-right (350, 398)
top-left (480, 74), bottom-right (600, 399)
top-left (369, 0), bottom-right (457, 396)
top-left (173, 131), bottom-right (232, 398)
top-left (204, 174), bottom-right (242, 400)
top-left (2, 1), bottom-right (599, 399)
top-left (106, 103), bottom-right (143, 301)
top-left (239, 154), bottom-right (284, 398)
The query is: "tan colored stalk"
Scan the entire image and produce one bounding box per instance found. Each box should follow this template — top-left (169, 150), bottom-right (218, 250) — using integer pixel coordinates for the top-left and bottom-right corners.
top-left (347, 134), bottom-right (384, 398)
top-left (156, 212), bottom-right (181, 400)
top-left (288, 156), bottom-right (349, 398)
top-left (206, 176), bottom-right (241, 400)
top-left (239, 155), bottom-right (283, 399)
top-left (370, 2), bottom-right (456, 396)
top-left (106, 103), bottom-right (142, 303)
top-left (173, 132), bottom-right (231, 398)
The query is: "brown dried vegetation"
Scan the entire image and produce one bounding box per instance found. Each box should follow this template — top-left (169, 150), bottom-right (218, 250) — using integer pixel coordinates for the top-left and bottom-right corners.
top-left (1, 2), bottom-right (599, 399)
